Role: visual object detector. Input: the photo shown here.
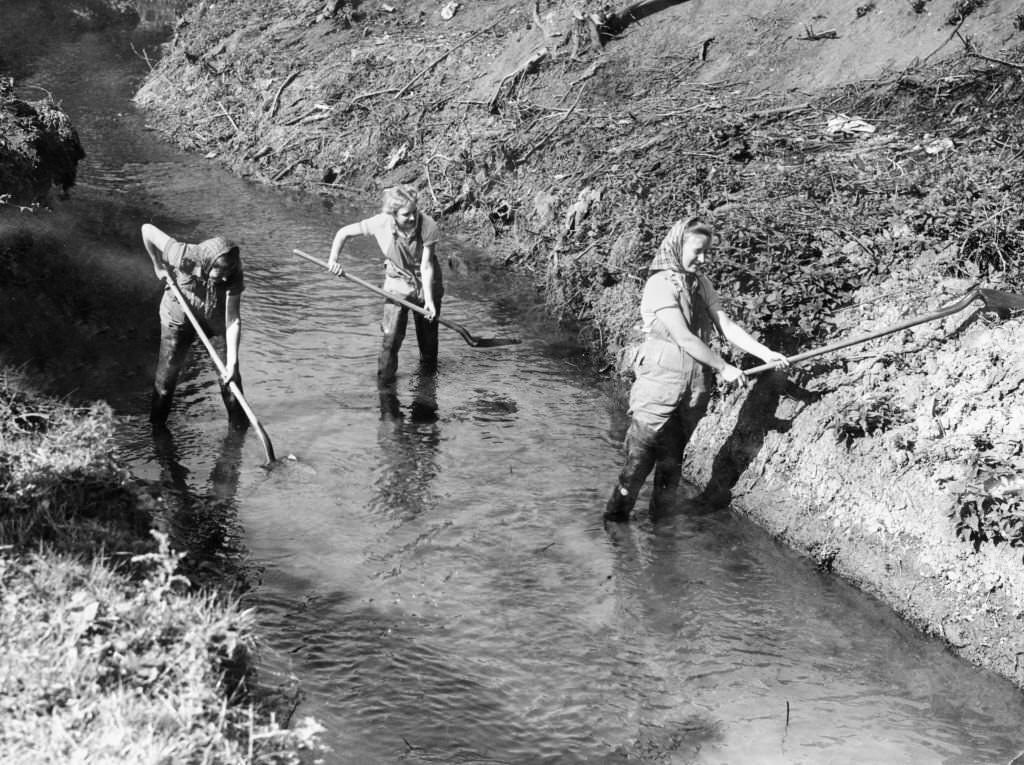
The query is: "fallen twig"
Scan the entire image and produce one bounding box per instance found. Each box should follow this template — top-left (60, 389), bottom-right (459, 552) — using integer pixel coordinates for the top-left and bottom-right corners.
top-left (269, 71), bottom-right (299, 118)
top-left (797, 25), bottom-right (837, 41)
top-left (353, 87), bottom-right (400, 101)
top-left (272, 160), bottom-right (302, 182)
top-left (395, 22), bottom-right (499, 100)
top-left (699, 37), bottom-right (714, 62)
top-left (423, 160), bottom-right (439, 207)
top-left (560, 60), bottom-right (604, 102)
top-left (741, 102), bottom-right (810, 121)
top-left (489, 47), bottom-right (549, 112)
top-left (965, 50), bottom-right (1024, 71)
top-left (922, 16), bottom-right (967, 62)
top-left (217, 101), bottom-right (239, 133)
top-left (516, 83), bottom-right (585, 165)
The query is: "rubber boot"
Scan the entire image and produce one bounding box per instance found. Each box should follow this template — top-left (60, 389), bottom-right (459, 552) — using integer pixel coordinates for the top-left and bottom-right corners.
top-left (220, 375), bottom-right (250, 432)
top-left (604, 483), bottom-right (636, 524)
top-left (150, 389), bottom-right (173, 426)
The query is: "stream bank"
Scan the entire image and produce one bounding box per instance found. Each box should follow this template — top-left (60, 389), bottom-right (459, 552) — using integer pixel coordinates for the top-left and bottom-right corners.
top-left (130, 0), bottom-right (1024, 691)
top-left (0, 225), bottom-right (326, 763)
top-left (1, 3), bottom-right (326, 759)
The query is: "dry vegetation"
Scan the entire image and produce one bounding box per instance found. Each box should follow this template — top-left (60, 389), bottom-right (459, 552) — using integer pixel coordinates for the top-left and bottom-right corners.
top-left (131, 0), bottom-right (1024, 685)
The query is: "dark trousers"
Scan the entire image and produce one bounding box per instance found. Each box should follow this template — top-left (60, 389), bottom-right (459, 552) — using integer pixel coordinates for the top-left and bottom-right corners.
top-left (605, 403), bottom-right (707, 521)
top-left (378, 294), bottom-right (442, 388)
top-left (150, 321), bottom-right (246, 428)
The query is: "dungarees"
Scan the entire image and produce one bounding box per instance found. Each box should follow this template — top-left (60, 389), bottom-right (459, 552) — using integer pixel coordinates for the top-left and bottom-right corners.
top-left (607, 272), bottom-right (716, 519)
top-left (378, 216), bottom-right (444, 387)
top-left (150, 239), bottom-right (246, 429)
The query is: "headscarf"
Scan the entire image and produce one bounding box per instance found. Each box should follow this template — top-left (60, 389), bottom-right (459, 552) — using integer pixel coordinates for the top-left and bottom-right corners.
top-left (194, 236), bottom-right (239, 278)
top-left (647, 218), bottom-right (714, 273)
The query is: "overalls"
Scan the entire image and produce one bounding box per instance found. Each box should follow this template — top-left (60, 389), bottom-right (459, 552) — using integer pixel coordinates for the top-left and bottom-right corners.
top-left (151, 241), bottom-right (246, 428)
top-left (378, 215), bottom-right (444, 387)
top-left (607, 272), bottom-right (716, 519)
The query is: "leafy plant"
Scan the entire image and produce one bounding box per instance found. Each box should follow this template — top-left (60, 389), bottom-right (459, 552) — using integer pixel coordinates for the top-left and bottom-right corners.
top-left (831, 394), bottom-right (907, 445)
top-left (951, 455), bottom-right (1024, 552)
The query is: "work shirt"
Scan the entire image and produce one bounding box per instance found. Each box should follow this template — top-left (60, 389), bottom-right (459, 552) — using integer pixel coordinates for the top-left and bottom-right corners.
top-left (355, 212), bottom-right (440, 283)
top-left (158, 236), bottom-right (245, 336)
top-left (627, 270), bottom-right (723, 430)
top-left (640, 270), bottom-right (721, 344)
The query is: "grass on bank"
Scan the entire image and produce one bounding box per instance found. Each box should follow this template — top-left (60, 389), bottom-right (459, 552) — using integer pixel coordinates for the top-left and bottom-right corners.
top-left (0, 371), bottom-right (325, 764)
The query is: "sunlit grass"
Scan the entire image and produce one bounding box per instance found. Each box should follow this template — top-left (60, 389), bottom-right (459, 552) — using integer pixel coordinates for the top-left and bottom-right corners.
top-left (0, 539), bottom-right (324, 764)
top-left (0, 368), bottom-right (325, 764)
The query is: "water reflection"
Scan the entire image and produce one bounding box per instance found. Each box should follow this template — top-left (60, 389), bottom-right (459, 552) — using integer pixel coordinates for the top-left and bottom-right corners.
top-left (12, 4), bottom-right (1024, 762)
top-left (372, 367), bottom-right (442, 521)
top-left (151, 424), bottom-right (250, 587)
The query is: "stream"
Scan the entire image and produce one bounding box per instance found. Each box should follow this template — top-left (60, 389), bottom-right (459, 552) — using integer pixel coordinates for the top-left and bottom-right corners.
top-left (3, 2), bottom-right (1024, 763)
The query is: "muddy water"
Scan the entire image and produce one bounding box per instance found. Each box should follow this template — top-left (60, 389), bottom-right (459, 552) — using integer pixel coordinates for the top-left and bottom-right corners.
top-left (5, 3), bottom-right (1024, 763)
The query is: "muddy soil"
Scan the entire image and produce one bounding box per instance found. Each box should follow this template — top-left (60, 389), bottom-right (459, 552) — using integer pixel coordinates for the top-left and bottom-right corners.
top-left (0, 87), bottom-right (85, 206)
top-left (99, 0), bottom-right (1024, 688)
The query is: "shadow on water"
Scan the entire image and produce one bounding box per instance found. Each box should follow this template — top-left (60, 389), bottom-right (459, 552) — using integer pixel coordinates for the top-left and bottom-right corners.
top-left (603, 511), bottom-right (1024, 764)
top-left (149, 423), bottom-right (254, 589)
top-left (7, 3), bottom-right (1024, 763)
top-left (252, 562), bottom-right (613, 765)
top-left (374, 367), bottom-right (443, 522)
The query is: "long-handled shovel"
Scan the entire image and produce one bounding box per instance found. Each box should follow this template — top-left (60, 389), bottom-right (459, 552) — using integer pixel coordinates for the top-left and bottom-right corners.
top-left (161, 270), bottom-right (277, 465)
top-left (293, 248), bottom-right (521, 348)
top-left (744, 284), bottom-right (1024, 377)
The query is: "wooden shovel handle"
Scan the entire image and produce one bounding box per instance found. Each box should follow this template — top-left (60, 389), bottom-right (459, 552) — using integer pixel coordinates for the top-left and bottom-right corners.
top-left (161, 271), bottom-right (276, 464)
top-left (744, 288), bottom-right (984, 377)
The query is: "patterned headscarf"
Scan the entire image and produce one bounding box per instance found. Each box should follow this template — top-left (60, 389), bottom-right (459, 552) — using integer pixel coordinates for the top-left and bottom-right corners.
top-left (195, 236), bottom-right (238, 269)
top-left (647, 219), bottom-right (714, 273)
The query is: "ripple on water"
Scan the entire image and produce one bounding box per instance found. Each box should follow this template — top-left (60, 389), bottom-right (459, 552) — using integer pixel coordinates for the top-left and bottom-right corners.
top-left (24, 10), bottom-right (1024, 761)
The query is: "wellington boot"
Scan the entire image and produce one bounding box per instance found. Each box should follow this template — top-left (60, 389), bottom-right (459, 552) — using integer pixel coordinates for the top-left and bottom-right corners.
top-left (603, 484), bottom-right (635, 524)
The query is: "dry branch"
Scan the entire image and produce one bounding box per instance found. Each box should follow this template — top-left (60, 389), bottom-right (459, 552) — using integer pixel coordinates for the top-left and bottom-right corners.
top-left (269, 71), bottom-right (299, 118)
top-left (395, 21), bottom-right (499, 100)
top-left (489, 48), bottom-right (549, 112)
top-left (797, 25), bottom-right (838, 41)
top-left (217, 100), bottom-right (239, 133)
top-left (965, 51), bottom-right (1024, 71)
top-left (741, 102), bottom-right (810, 121)
top-left (516, 84), bottom-right (586, 165)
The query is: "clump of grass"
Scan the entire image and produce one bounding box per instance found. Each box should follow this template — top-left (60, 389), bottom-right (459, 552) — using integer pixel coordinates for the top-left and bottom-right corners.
top-left (0, 373), bottom-right (152, 558)
top-left (0, 371), bottom-right (327, 762)
top-left (0, 533), bottom-right (324, 764)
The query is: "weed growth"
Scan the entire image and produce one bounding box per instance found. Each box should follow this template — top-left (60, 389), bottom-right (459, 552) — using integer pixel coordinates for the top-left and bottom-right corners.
top-left (952, 455), bottom-right (1024, 553)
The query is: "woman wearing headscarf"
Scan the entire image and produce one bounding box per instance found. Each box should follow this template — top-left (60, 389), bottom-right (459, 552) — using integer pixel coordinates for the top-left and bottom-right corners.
top-left (605, 218), bottom-right (789, 523)
top-left (141, 223), bottom-right (247, 428)
top-left (327, 184), bottom-right (443, 388)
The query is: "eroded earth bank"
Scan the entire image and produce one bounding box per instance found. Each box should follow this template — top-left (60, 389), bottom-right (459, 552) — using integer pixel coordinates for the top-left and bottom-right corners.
top-left (10, 0), bottom-right (1024, 700)
top-left (132, 0), bottom-right (1024, 688)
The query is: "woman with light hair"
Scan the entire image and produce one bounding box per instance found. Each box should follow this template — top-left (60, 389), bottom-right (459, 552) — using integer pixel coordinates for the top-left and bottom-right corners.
top-left (327, 184), bottom-right (443, 388)
top-left (605, 217), bottom-right (789, 523)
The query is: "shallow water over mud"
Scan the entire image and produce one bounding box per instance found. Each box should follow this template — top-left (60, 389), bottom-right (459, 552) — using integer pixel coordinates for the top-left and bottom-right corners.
top-left (4, 2), bottom-right (1024, 762)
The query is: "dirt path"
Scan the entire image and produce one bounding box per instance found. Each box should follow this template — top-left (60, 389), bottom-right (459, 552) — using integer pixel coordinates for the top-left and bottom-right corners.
top-left (130, 0), bottom-right (1024, 689)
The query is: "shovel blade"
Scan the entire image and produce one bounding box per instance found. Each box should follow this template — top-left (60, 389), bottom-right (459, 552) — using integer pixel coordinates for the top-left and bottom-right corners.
top-left (470, 337), bottom-right (521, 348)
top-left (979, 288), bottom-right (1024, 319)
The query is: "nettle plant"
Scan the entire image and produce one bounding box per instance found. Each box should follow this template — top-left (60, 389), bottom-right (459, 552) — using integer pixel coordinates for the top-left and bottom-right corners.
top-left (833, 393), bottom-right (907, 446)
top-left (951, 454), bottom-right (1024, 554)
